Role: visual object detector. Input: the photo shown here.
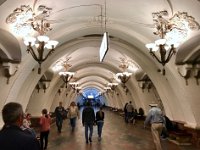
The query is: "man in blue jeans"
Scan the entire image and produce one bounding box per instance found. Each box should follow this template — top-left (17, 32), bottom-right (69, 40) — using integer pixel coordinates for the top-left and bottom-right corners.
top-left (54, 102), bottom-right (65, 133)
top-left (82, 101), bottom-right (95, 144)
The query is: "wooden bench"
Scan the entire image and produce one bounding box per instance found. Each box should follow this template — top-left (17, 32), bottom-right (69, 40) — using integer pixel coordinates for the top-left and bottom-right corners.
top-left (168, 121), bottom-right (192, 145)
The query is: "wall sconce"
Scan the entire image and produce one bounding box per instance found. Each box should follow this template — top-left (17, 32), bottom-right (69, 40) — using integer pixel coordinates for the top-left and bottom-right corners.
top-left (58, 89), bottom-right (62, 95)
top-left (2, 62), bottom-right (18, 84)
top-left (24, 34), bottom-right (58, 74)
top-left (116, 72), bottom-right (132, 88)
top-left (107, 82), bottom-right (118, 91)
top-left (35, 77), bottom-right (51, 93)
top-left (59, 71), bottom-right (75, 88)
top-left (145, 11), bottom-right (176, 75)
top-left (6, 5), bottom-right (58, 74)
top-left (69, 82), bottom-right (79, 91)
top-left (137, 75), bottom-right (152, 92)
top-left (177, 64), bottom-right (200, 85)
top-left (146, 11), bottom-right (199, 75)
top-left (104, 87), bottom-right (111, 93)
top-left (75, 86), bottom-right (82, 94)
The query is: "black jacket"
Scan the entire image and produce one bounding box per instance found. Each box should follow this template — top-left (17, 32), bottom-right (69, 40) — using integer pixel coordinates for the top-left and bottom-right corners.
top-left (96, 111), bottom-right (104, 122)
top-left (0, 125), bottom-right (40, 150)
top-left (82, 106), bottom-right (95, 124)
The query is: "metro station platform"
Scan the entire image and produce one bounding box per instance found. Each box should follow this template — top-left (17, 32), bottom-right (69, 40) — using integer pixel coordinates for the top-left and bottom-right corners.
top-left (44, 109), bottom-right (198, 150)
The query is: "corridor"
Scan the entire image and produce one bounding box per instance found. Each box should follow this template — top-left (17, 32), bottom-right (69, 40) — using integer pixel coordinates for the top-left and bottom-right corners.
top-left (46, 109), bottom-right (198, 150)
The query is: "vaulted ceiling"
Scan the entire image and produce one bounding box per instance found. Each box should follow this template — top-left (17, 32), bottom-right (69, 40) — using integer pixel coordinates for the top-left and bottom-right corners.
top-left (0, 0), bottom-right (200, 125)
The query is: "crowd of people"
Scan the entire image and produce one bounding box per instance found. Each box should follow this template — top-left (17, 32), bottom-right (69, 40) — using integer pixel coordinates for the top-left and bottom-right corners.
top-left (0, 100), bottom-right (174, 150)
top-left (0, 101), bottom-right (105, 149)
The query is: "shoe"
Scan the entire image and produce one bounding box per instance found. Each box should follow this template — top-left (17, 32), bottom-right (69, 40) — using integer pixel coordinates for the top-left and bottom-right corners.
top-left (98, 137), bottom-right (101, 141)
top-left (89, 137), bottom-right (92, 143)
top-left (86, 140), bottom-right (89, 144)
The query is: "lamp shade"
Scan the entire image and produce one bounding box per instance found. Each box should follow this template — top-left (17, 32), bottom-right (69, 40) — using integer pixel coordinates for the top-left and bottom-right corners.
top-left (37, 35), bottom-right (49, 42)
top-left (24, 36), bottom-right (36, 46)
top-left (48, 40), bottom-right (59, 47)
top-left (155, 39), bottom-right (166, 45)
top-left (145, 43), bottom-right (155, 49)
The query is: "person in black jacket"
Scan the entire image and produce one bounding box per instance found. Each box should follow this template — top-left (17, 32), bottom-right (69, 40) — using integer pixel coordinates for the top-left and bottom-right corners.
top-left (82, 101), bottom-right (95, 144)
top-left (96, 107), bottom-right (104, 141)
top-left (54, 101), bottom-right (65, 133)
top-left (0, 102), bottom-right (40, 150)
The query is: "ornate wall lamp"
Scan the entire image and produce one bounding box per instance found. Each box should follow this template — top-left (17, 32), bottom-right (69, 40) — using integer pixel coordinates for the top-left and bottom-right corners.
top-left (104, 87), bottom-right (111, 93)
top-left (75, 86), bottom-right (82, 94)
top-left (107, 82), bottom-right (118, 91)
top-left (69, 82), bottom-right (79, 91)
top-left (177, 64), bottom-right (200, 85)
top-left (35, 76), bottom-right (51, 93)
top-left (59, 71), bottom-right (75, 88)
top-left (116, 72), bottom-right (132, 88)
top-left (58, 88), bottom-right (62, 95)
top-left (138, 79), bottom-right (152, 92)
top-left (137, 74), bottom-right (152, 92)
top-left (24, 20), bottom-right (59, 74)
top-left (146, 11), bottom-right (199, 75)
top-left (145, 10), bottom-right (176, 75)
top-left (6, 5), bottom-right (59, 74)
top-left (116, 57), bottom-right (132, 88)
top-left (2, 63), bottom-right (18, 84)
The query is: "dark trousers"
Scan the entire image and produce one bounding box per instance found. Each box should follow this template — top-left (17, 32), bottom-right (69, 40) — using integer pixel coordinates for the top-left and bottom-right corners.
top-left (40, 130), bottom-right (49, 150)
top-left (84, 122), bottom-right (93, 142)
top-left (70, 117), bottom-right (77, 129)
top-left (56, 118), bottom-right (63, 132)
top-left (97, 121), bottom-right (104, 138)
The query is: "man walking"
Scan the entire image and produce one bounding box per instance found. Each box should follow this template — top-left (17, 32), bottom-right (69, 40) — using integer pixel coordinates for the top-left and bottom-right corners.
top-left (54, 101), bottom-right (65, 133)
top-left (126, 101), bottom-right (134, 123)
top-left (144, 104), bottom-right (164, 150)
top-left (82, 101), bottom-right (95, 144)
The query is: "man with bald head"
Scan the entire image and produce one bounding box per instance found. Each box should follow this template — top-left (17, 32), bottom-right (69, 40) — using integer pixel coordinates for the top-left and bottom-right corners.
top-left (0, 102), bottom-right (40, 150)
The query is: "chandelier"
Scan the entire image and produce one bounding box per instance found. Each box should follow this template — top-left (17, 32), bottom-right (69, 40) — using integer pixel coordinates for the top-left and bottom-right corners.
top-left (75, 86), bottom-right (82, 94)
top-left (116, 58), bottom-right (132, 88)
top-left (107, 82), bottom-right (118, 91)
top-left (116, 72), bottom-right (132, 88)
top-left (24, 20), bottom-right (59, 74)
top-left (6, 4), bottom-right (58, 74)
top-left (69, 82), bottom-right (79, 91)
top-left (104, 87), bottom-right (111, 93)
top-left (145, 10), bottom-right (199, 75)
top-left (59, 72), bottom-right (75, 88)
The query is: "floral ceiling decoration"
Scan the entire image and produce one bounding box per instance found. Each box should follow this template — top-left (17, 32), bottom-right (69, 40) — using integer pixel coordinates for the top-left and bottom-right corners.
top-left (6, 4), bottom-right (52, 36)
top-left (152, 10), bottom-right (200, 46)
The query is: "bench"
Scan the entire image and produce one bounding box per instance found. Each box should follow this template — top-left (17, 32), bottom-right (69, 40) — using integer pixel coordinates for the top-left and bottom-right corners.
top-left (168, 121), bottom-right (192, 145)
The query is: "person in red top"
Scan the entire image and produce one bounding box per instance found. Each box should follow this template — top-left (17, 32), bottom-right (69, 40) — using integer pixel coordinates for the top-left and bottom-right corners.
top-left (40, 108), bottom-right (51, 150)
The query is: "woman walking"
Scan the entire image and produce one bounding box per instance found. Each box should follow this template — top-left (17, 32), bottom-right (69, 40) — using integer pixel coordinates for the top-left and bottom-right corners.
top-left (67, 102), bottom-right (80, 132)
top-left (39, 109), bottom-right (51, 150)
top-left (96, 107), bottom-right (105, 141)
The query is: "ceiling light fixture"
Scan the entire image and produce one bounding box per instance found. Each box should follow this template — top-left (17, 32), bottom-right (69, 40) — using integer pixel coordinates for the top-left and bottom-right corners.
top-left (145, 11), bottom-right (199, 75)
top-left (6, 4), bottom-right (58, 74)
top-left (24, 19), bottom-right (59, 74)
top-left (116, 58), bottom-right (132, 88)
top-left (59, 71), bottom-right (75, 88)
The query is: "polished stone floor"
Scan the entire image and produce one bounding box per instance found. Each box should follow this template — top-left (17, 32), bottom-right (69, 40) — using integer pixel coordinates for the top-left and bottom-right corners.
top-left (46, 108), bottom-right (198, 150)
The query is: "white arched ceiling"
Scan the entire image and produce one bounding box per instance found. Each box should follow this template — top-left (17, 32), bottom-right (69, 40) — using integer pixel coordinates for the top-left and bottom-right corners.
top-left (0, 0), bottom-right (200, 128)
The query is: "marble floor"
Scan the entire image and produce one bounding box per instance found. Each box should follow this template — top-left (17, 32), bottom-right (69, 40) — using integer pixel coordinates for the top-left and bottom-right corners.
top-left (46, 108), bottom-right (198, 150)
